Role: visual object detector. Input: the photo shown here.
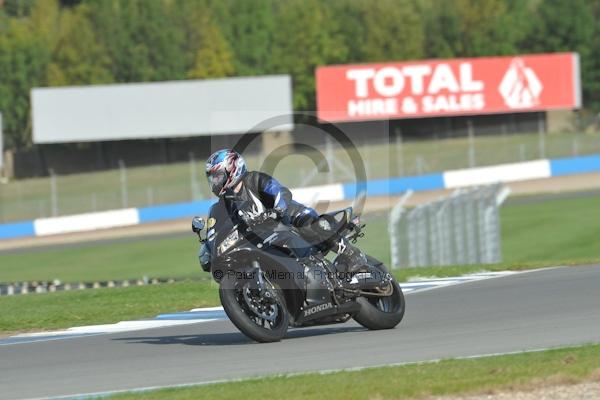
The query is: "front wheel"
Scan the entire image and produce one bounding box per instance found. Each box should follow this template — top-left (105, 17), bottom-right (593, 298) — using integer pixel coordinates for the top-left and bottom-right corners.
top-left (219, 274), bottom-right (289, 343)
top-left (353, 279), bottom-right (405, 330)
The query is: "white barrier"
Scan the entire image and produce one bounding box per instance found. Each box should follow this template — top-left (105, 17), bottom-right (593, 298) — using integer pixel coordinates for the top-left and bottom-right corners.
top-left (34, 208), bottom-right (140, 236)
top-left (3, 155), bottom-right (598, 240)
top-left (291, 183), bottom-right (345, 206)
top-left (443, 160), bottom-right (551, 188)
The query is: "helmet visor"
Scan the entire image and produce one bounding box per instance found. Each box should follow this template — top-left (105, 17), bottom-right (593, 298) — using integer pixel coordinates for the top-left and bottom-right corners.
top-left (207, 170), bottom-right (227, 195)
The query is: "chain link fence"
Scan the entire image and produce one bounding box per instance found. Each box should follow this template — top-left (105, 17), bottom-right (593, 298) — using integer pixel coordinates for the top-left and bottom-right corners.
top-left (0, 131), bottom-right (598, 223)
top-left (389, 184), bottom-right (511, 268)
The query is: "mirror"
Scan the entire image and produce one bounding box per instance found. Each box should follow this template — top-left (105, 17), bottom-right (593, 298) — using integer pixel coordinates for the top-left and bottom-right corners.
top-left (192, 216), bottom-right (205, 233)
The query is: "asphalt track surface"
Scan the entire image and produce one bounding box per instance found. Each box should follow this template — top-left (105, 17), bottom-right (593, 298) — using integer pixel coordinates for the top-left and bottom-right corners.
top-left (1, 265), bottom-right (600, 400)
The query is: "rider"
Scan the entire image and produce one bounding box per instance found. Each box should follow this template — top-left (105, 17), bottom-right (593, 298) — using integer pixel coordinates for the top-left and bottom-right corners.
top-left (205, 148), bottom-right (318, 230)
top-left (200, 149), bottom-right (365, 273)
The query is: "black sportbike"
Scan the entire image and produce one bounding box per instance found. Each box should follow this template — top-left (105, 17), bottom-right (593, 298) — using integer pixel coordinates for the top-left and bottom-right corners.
top-left (191, 203), bottom-right (405, 343)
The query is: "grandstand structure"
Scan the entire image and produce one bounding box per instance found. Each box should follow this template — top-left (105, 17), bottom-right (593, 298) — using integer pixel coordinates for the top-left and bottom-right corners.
top-left (10, 75), bottom-right (293, 179)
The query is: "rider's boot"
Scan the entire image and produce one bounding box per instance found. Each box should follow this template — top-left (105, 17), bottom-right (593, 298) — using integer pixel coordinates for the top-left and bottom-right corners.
top-left (296, 216), bottom-right (367, 287)
top-left (330, 237), bottom-right (368, 287)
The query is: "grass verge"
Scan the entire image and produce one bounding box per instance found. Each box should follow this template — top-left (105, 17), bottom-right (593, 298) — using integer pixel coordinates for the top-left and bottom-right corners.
top-left (0, 281), bottom-right (217, 334)
top-left (108, 344), bottom-right (600, 400)
top-left (3, 194), bottom-right (600, 283)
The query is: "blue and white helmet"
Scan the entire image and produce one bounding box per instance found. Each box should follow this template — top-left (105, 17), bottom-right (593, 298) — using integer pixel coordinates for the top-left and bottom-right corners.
top-left (205, 149), bottom-right (247, 196)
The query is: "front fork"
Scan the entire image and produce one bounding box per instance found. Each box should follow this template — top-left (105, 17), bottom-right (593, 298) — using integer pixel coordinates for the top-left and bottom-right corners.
top-left (249, 261), bottom-right (279, 304)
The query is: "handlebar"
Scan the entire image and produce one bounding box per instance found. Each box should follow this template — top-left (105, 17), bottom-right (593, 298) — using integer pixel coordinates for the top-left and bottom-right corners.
top-left (243, 210), bottom-right (281, 227)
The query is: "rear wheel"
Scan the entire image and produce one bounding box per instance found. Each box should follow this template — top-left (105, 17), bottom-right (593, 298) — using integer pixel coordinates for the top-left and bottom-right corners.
top-left (353, 279), bottom-right (405, 330)
top-left (219, 274), bottom-right (289, 343)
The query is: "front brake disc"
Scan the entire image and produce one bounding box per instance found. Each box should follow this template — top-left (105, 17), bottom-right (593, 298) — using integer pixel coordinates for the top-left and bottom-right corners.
top-left (242, 285), bottom-right (279, 322)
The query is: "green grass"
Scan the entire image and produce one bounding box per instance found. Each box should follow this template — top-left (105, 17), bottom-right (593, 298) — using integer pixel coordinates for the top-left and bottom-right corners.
top-left (2, 195), bottom-right (600, 284)
top-left (1, 131), bottom-right (599, 222)
top-left (0, 235), bottom-right (203, 283)
top-left (0, 212), bottom-right (389, 283)
top-left (502, 195), bottom-right (600, 263)
top-left (0, 281), bottom-right (218, 334)
top-left (364, 194), bottom-right (600, 269)
top-left (109, 344), bottom-right (600, 400)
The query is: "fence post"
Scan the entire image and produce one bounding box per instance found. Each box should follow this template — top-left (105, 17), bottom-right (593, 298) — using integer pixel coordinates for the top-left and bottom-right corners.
top-left (468, 118), bottom-right (475, 168)
top-left (146, 187), bottom-right (154, 206)
top-left (189, 152), bottom-right (199, 200)
top-left (464, 189), bottom-right (478, 264)
top-left (407, 211), bottom-right (417, 267)
top-left (388, 190), bottom-right (413, 268)
top-left (415, 155), bottom-right (424, 175)
top-left (538, 112), bottom-right (546, 158)
top-left (390, 184), bottom-right (509, 268)
top-left (428, 203), bottom-right (439, 266)
top-left (396, 127), bottom-right (404, 177)
top-left (492, 185), bottom-right (511, 264)
top-left (119, 160), bottom-right (128, 208)
top-left (452, 190), bottom-right (466, 265)
top-left (519, 144), bottom-right (526, 161)
top-left (49, 168), bottom-right (58, 217)
top-left (325, 135), bottom-right (334, 184)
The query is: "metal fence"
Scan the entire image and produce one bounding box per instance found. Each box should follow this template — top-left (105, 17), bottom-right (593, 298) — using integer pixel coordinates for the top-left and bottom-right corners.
top-left (389, 184), bottom-right (511, 268)
top-left (1, 131), bottom-right (599, 223)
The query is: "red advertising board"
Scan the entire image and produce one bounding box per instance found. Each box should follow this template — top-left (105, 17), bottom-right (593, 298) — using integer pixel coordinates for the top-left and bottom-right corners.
top-left (316, 53), bottom-right (580, 122)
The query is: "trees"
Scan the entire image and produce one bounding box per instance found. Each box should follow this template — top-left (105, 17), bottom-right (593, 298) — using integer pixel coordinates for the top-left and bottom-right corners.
top-left (0, 0), bottom-right (55, 148)
top-left (270, 0), bottom-right (347, 111)
top-left (358, 0), bottom-right (424, 62)
top-left (171, 0), bottom-right (235, 79)
top-left (420, 0), bottom-right (531, 59)
top-left (524, 0), bottom-right (596, 109)
top-left (220, 0), bottom-right (275, 77)
top-left (186, 19), bottom-right (235, 79)
top-left (0, 0), bottom-right (599, 150)
top-left (46, 4), bottom-right (113, 86)
top-left (89, 0), bottom-right (186, 83)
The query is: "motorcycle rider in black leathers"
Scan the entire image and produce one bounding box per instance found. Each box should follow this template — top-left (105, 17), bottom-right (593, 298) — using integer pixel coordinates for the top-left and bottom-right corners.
top-left (200, 149), bottom-right (366, 275)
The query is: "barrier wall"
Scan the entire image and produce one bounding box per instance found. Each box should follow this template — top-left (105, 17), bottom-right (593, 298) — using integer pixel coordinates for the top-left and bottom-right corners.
top-left (1, 153), bottom-right (599, 240)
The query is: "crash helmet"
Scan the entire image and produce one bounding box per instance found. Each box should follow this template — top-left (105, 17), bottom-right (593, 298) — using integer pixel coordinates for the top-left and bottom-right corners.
top-left (205, 149), bottom-right (247, 196)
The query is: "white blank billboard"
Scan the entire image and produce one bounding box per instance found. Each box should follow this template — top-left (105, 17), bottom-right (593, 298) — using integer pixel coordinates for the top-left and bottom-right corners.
top-left (31, 75), bottom-right (293, 144)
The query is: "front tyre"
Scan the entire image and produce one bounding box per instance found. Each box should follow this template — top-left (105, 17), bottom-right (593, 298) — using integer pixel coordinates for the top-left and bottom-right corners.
top-left (353, 279), bottom-right (405, 330)
top-left (219, 274), bottom-right (289, 343)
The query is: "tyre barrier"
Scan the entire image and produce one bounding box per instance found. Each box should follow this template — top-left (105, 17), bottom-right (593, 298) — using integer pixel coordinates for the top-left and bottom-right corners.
top-left (0, 277), bottom-right (183, 296)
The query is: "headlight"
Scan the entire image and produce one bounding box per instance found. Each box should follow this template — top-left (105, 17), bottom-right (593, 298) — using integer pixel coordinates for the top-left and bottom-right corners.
top-left (218, 229), bottom-right (240, 255)
top-left (318, 217), bottom-right (332, 231)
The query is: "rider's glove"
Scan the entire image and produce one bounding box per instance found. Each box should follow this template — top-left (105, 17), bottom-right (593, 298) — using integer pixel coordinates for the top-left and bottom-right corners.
top-left (266, 209), bottom-right (282, 221)
top-left (242, 210), bottom-right (279, 227)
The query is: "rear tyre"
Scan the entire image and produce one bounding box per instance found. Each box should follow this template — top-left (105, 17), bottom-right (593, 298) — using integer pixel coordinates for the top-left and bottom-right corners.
top-left (219, 274), bottom-right (289, 343)
top-left (353, 279), bottom-right (405, 330)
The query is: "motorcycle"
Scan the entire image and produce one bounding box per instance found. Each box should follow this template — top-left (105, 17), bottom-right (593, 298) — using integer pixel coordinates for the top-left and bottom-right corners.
top-left (191, 202), bottom-right (405, 343)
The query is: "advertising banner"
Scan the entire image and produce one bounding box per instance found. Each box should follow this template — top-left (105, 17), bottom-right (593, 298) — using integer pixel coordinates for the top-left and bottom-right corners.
top-left (316, 53), bottom-right (581, 122)
top-left (32, 75), bottom-right (293, 144)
